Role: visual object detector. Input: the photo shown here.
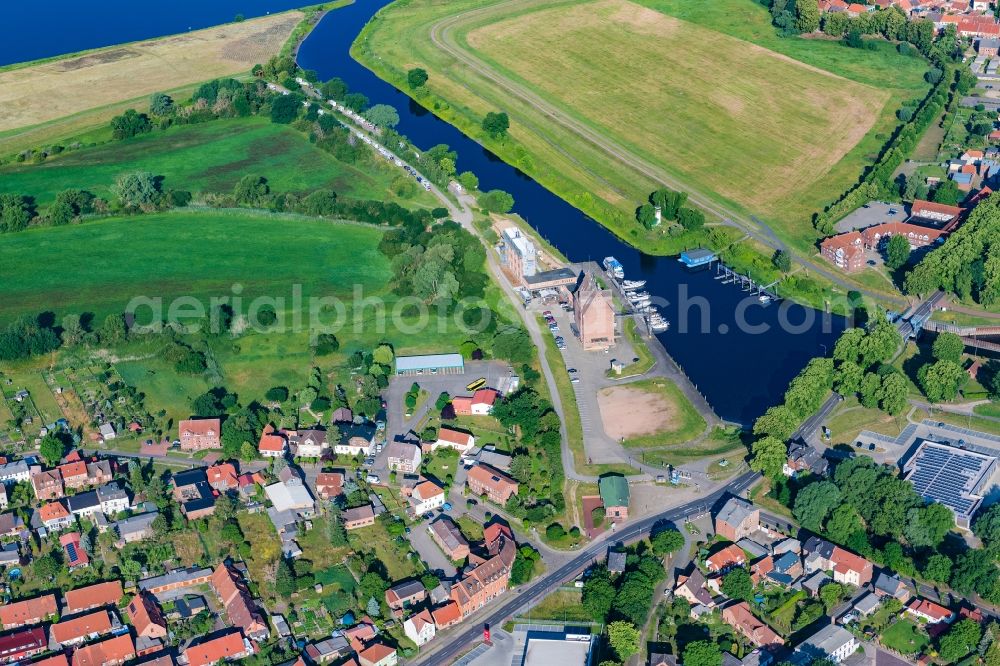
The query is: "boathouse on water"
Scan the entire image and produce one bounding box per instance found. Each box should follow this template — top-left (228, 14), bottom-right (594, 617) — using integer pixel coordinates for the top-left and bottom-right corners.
top-left (679, 248), bottom-right (716, 268)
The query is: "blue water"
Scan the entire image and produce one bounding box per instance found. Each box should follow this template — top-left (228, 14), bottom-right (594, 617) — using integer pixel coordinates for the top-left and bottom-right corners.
top-left (2, 0), bottom-right (845, 424)
top-left (0, 1), bottom-right (307, 66)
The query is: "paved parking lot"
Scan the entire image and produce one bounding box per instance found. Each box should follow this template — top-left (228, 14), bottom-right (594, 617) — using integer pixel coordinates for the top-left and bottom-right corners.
top-left (834, 200), bottom-right (907, 233)
top-left (409, 518), bottom-right (458, 578)
top-left (532, 303), bottom-right (637, 464)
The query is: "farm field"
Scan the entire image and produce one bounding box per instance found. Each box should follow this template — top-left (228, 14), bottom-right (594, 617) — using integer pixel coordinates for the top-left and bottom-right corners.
top-left (355, 0), bottom-right (929, 251)
top-left (0, 117), bottom-right (412, 205)
top-left (0, 11), bottom-right (302, 135)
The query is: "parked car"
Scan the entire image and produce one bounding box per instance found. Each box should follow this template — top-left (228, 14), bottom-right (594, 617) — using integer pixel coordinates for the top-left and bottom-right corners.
top-left (366, 474), bottom-right (380, 484)
top-left (443, 502), bottom-right (452, 511)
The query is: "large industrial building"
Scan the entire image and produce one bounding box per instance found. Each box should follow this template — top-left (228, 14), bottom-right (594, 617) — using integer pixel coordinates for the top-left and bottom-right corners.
top-left (903, 440), bottom-right (998, 528)
top-left (521, 628), bottom-right (596, 666)
top-left (500, 227), bottom-right (537, 281)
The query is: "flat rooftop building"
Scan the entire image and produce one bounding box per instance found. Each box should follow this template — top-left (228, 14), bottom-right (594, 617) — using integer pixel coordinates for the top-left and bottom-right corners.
top-left (903, 440), bottom-right (998, 528)
top-left (395, 353), bottom-right (465, 376)
top-left (522, 630), bottom-right (596, 666)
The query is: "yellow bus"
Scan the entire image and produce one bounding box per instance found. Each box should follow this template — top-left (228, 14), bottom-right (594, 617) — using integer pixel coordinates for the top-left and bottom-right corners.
top-left (466, 378), bottom-right (487, 392)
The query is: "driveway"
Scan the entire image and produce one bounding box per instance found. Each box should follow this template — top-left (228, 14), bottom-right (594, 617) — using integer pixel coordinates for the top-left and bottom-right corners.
top-left (410, 519), bottom-right (458, 578)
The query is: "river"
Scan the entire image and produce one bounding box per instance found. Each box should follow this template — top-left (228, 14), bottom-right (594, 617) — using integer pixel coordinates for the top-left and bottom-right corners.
top-left (3, 0), bottom-right (845, 424)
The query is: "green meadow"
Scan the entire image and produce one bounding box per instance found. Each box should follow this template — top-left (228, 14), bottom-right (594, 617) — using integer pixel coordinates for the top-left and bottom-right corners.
top-left (0, 117), bottom-right (407, 205)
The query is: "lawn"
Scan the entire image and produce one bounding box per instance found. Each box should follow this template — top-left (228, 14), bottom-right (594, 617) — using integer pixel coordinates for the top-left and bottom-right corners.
top-left (356, 0), bottom-right (928, 252)
top-left (520, 588), bottom-right (593, 623)
top-left (0, 12), bottom-right (301, 135)
top-left (880, 618), bottom-right (929, 655)
top-left (0, 210), bottom-right (391, 324)
top-left (640, 427), bottom-right (747, 467)
top-left (0, 117), bottom-right (402, 205)
top-left (825, 397), bottom-right (908, 446)
top-left (347, 521), bottom-right (422, 580)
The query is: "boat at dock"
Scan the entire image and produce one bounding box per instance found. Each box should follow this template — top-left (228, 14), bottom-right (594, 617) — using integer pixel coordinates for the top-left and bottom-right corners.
top-left (649, 315), bottom-right (670, 332)
top-left (622, 279), bottom-right (646, 289)
top-left (603, 256), bottom-right (625, 279)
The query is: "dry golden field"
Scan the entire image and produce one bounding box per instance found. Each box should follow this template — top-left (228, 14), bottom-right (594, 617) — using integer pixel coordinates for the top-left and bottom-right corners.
top-left (0, 11), bottom-right (302, 134)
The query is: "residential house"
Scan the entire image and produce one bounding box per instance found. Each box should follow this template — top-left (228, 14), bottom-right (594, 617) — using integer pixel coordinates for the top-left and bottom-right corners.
top-left (289, 428), bottom-right (327, 458)
top-left (127, 593), bottom-right (168, 639)
top-left (830, 547), bottom-right (873, 587)
top-left (60, 532), bottom-right (89, 569)
top-left (178, 419), bottom-right (222, 452)
top-left (64, 581), bottom-right (124, 614)
top-left (86, 460), bottom-right (113, 487)
top-left (71, 634), bottom-right (135, 666)
top-left (722, 602), bottom-right (784, 648)
top-left (0, 513), bottom-right (25, 539)
top-left (906, 598), bottom-right (956, 624)
top-left (171, 469), bottom-right (216, 520)
top-left (212, 563), bottom-right (268, 641)
top-left (784, 442), bottom-right (828, 478)
top-left (206, 464), bottom-right (238, 492)
top-left (608, 550), bottom-right (627, 574)
top-left (820, 232), bottom-right (865, 273)
top-left (793, 624), bottom-right (858, 664)
top-left (114, 512), bottom-right (159, 544)
top-left (305, 636), bottom-right (351, 664)
top-left (428, 517), bottom-right (471, 560)
top-left (315, 472), bottom-right (344, 500)
top-left (431, 601), bottom-right (462, 630)
top-left (470, 389), bottom-right (499, 415)
top-left (752, 551), bottom-right (803, 587)
top-left (0, 461), bottom-right (30, 485)
top-left (801, 572), bottom-right (830, 598)
top-left (385, 581), bottom-right (426, 612)
top-left (450, 536), bottom-right (516, 617)
top-left (715, 497), bottom-right (760, 541)
top-left (0, 627), bottom-right (46, 664)
top-left (182, 631), bottom-right (253, 666)
top-left (861, 221), bottom-right (946, 250)
top-left (358, 642), bottom-right (397, 666)
top-left (97, 483), bottom-right (129, 515)
top-left (343, 504), bottom-right (376, 530)
top-left (59, 461), bottom-right (89, 490)
top-left (50, 609), bottom-right (113, 647)
top-left (139, 567), bottom-right (213, 597)
top-left (432, 428), bottom-right (475, 453)
top-left (39, 501), bottom-right (73, 531)
top-left (873, 572), bottom-right (911, 603)
top-left (0, 543), bottom-right (18, 567)
top-left (599, 475), bottom-right (630, 522)
top-left (257, 424), bottom-right (287, 458)
top-left (909, 199), bottom-right (963, 227)
top-left (674, 567), bottom-right (715, 610)
top-left (466, 464), bottom-right (519, 504)
top-left (706, 544), bottom-right (747, 573)
top-left (409, 480), bottom-right (445, 515)
top-left (31, 469), bottom-right (64, 501)
top-left (0, 485), bottom-right (6, 510)
top-left (66, 490), bottom-right (101, 519)
top-left (334, 436), bottom-right (370, 457)
top-left (404, 609), bottom-right (435, 646)
top-left (385, 441), bottom-right (422, 473)
top-left (0, 594), bottom-right (57, 629)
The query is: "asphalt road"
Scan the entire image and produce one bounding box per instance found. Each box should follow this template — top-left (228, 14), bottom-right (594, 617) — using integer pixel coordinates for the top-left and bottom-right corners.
top-left (408, 471), bottom-right (759, 666)
top-left (896, 290), bottom-right (944, 339)
top-left (791, 392), bottom-right (842, 443)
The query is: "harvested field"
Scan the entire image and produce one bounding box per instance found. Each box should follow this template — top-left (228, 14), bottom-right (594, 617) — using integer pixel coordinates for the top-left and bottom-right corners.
top-left (0, 11), bottom-right (302, 133)
top-left (465, 0), bottom-right (887, 213)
